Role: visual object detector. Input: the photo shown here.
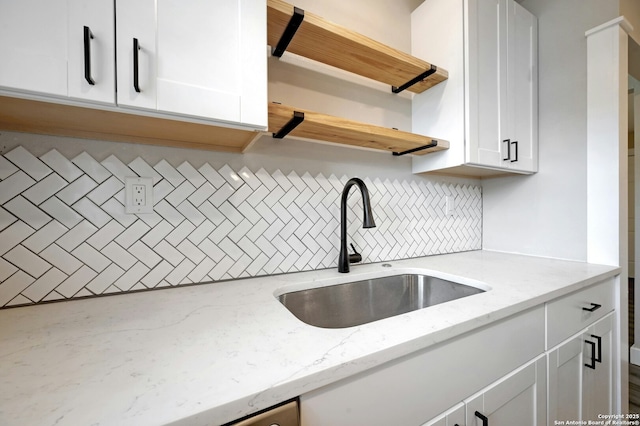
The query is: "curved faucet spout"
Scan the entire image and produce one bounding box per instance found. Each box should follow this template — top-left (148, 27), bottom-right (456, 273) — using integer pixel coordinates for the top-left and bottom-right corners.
top-left (339, 178), bottom-right (376, 273)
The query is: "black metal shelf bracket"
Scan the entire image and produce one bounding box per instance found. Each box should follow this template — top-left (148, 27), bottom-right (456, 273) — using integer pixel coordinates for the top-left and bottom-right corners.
top-left (273, 111), bottom-right (305, 139)
top-left (392, 140), bottom-right (438, 156)
top-left (391, 64), bottom-right (437, 94)
top-left (272, 7), bottom-right (305, 57)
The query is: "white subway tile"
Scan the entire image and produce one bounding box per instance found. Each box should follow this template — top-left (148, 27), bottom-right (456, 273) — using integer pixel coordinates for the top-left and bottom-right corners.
top-left (102, 241), bottom-right (137, 270)
top-left (154, 159), bottom-right (184, 187)
top-left (0, 271), bottom-right (35, 306)
top-left (5, 146), bottom-right (51, 181)
top-left (0, 171), bottom-right (36, 204)
top-left (4, 196), bottom-right (51, 230)
top-left (141, 260), bottom-right (173, 288)
top-left (115, 220), bottom-right (150, 249)
top-left (22, 268), bottom-right (67, 302)
top-left (101, 155), bottom-right (135, 183)
top-left (0, 155), bottom-right (19, 180)
top-left (23, 173), bottom-right (68, 205)
top-left (40, 150), bottom-right (83, 183)
top-left (113, 262), bottom-right (149, 291)
top-left (86, 220), bottom-right (125, 250)
top-left (71, 243), bottom-right (111, 273)
top-left (0, 222), bottom-right (35, 256)
top-left (165, 258), bottom-right (195, 285)
top-left (86, 264), bottom-right (125, 294)
top-left (128, 157), bottom-right (162, 184)
top-left (128, 241), bottom-right (161, 268)
top-left (72, 152), bottom-right (111, 183)
top-left (177, 162), bottom-right (206, 188)
top-left (41, 244), bottom-right (82, 275)
top-left (87, 176), bottom-right (124, 206)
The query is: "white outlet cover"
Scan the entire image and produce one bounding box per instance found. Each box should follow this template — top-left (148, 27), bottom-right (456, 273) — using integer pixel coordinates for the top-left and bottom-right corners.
top-left (125, 177), bottom-right (154, 214)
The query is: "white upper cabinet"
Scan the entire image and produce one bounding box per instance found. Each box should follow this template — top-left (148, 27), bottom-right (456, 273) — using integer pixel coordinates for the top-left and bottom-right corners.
top-left (1, 0), bottom-right (266, 129)
top-left (116, 0), bottom-right (267, 128)
top-left (0, 0), bottom-right (115, 104)
top-left (412, 0), bottom-right (538, 176)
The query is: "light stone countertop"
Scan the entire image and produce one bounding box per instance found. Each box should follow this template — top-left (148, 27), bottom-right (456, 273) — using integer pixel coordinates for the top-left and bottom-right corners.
top-left (0, 250), bottom-right (620, 426)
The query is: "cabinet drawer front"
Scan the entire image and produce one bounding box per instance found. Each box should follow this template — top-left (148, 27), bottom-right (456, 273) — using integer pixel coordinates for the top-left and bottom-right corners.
top-left (546, 278), bottom-right (614, 348)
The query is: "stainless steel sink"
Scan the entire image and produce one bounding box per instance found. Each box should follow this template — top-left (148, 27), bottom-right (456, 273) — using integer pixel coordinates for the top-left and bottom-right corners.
top-left (277, 274), bottom-right (486, 328)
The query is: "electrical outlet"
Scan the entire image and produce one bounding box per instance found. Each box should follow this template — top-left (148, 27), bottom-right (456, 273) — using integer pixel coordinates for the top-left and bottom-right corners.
top-left (125, 177), bottom-right (153, 214)
top-left (132, 184), bottom-right (146, 206)
top-left (446, 195), bottom-right (456, 216)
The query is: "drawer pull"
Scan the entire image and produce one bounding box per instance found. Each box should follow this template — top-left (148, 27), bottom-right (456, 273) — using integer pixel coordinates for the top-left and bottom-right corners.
top-left (475, 411), bottom-right (489, 426)
top-left (582, 303), bottom-right (602, 312)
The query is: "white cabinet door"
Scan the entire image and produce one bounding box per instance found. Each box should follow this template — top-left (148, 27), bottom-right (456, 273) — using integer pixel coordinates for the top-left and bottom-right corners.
top-left (467, 0), bottom-right (503, 169)
top-left (0, 0), bottom-right (69, 97)
top-left (465, 356), bottom-right (546, 426)
top-left (504, 0), bottom-right (537, 172)
top-left (468, 0), bottom-right (537, 172)
top-left (152, 0), bottom-right (267, 128)
top-left (547, 312), bottom-right (615, 425)
top-left (0, 0), bottom-right (114, 103)
top-left (547, 334), bottom-right (583, 424)
top-left (583, 313), bottom-right (614, 421)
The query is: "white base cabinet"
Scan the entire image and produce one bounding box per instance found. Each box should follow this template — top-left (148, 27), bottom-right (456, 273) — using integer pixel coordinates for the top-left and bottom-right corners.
top-left (547, 313), bottom-right (614, 424)
top-left (300, 307), bottom-right (545, 426)
top-left (299, 278), bottom-right (617, 426)
top-left (411, 0), bottom-right (537, 176)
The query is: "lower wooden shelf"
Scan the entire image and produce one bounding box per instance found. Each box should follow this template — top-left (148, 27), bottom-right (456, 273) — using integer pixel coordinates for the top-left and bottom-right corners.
top-left (0, 95), bottom-right (449, 158)
top-left (268, 103), bottom-right (449, 156)
top-left (0, 95), bottom-right (259, 153)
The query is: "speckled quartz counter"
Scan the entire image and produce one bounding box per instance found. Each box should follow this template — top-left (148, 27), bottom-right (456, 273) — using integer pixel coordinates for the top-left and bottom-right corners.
top-left (0, 250), bottom-right (619, 426)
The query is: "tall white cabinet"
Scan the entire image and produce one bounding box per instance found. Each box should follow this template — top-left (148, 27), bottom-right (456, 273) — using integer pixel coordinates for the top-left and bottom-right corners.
top-left (0, 0), bottom-right (267, 129)
top-left (412, 0), bottom-right (537, 176)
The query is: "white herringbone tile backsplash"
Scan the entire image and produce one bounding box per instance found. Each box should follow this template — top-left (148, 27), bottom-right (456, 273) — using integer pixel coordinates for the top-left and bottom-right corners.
top-left (0, 146), bottom-right (482, 308)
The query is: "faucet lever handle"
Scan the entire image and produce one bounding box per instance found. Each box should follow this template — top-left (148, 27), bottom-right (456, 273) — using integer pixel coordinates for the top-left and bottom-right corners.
top-left (348, 243), bottom-right (362, 264)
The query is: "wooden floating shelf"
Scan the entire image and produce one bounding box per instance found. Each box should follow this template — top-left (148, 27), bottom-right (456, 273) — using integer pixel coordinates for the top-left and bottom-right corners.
top-left (267, 0), bottom-right (448, 94)
top-left (268, 103), bottom-right (449, 156)
top-left (0, 96), bottom-right (259, 153)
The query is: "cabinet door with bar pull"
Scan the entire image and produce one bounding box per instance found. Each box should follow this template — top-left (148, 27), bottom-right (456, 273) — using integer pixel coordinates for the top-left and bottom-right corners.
top-left (464, 356), bottom-right (546, 426)
top-left (117, 0), bottom-right (267, 128)
top-left (582, 313), bottom-right (614, 422)
top-left (0, 0), bottom-right (114, 103)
